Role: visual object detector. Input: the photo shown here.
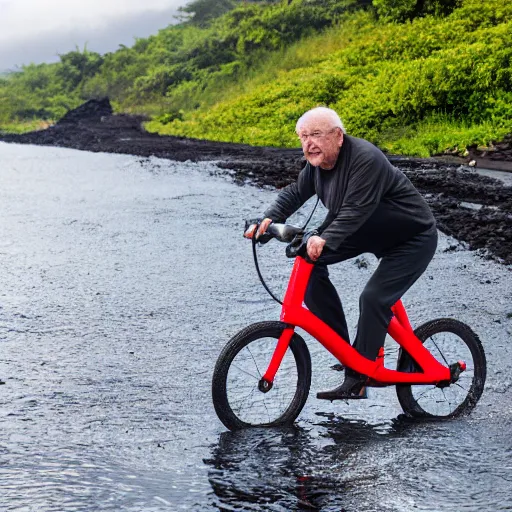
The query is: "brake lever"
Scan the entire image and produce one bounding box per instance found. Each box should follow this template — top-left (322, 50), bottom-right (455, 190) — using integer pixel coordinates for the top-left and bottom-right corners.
top-left (256, 233), bottom-right (273, 245)
top-left (244, 218), bottom-right (261, 233)
top-left (244, 219), bottom-right (272, 245)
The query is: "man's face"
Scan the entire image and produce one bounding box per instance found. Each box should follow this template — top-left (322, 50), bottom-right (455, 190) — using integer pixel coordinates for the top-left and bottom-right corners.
top-left (297, 118), bottom-right (343, 169)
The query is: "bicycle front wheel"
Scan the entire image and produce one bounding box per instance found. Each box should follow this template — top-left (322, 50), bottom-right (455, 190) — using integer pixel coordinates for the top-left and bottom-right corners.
top-left (396, 318), bottom-right (486, 418)
top-left (212, 321), bottom-right (311, 430)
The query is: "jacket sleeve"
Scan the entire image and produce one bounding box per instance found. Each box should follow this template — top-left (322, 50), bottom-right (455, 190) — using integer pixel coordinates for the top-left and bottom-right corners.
top-left (320, 150), bottom-right (390, 250)
top-left (263, 164), bottom-right (316, 222)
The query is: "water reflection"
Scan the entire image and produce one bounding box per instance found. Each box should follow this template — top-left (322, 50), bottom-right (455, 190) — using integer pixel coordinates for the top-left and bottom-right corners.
top-left (205, 414), bottom-right (416, 511)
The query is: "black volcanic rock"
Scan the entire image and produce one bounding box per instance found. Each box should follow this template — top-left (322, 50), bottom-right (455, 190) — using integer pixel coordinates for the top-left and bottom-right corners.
top-left (57, 97), bottom-right (113, 125)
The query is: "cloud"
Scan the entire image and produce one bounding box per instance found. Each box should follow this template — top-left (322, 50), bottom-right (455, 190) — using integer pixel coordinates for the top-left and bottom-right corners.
top-left (0, 0), bottom-right (189, 70)
top-left (0, 0), bottom-right (187, 40)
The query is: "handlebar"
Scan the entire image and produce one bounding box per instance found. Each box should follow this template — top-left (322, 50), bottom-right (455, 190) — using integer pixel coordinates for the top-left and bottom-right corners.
top-left (265, 223), bottom-right (304, 243)
top-left (245, 220), bottom-right (312, 259)
top-left (258, 222), bottom-right (310, 260)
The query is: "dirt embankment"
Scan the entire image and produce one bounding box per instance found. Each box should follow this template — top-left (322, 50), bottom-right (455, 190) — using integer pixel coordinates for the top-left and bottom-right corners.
top-left (2, 98), bottom-right (511, 265)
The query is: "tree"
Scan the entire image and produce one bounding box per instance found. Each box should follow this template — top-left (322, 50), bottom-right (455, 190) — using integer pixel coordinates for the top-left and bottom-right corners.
top-left (176, 0), bottom-right (238, 26)
top-left (57, 47), bottom-right (104, 92)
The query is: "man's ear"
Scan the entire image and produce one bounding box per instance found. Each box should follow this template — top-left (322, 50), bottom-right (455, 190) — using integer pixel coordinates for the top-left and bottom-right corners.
top-left (337, 130), bottom-right (344, 147)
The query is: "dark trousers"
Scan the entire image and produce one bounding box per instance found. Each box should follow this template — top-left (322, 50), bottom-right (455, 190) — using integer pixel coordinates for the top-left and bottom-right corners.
top-left (304, 227), bottom-right (438, 361)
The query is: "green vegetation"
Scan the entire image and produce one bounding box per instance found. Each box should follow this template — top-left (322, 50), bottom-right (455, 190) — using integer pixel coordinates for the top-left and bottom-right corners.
top-left (0, 120), bottom-right (52, 135)
top-left (0, 47), bottom-right (104, 124)
top-left (373, 0), bottom-right (462, 22)
top-left (1, 0), bottom-right (511, 157)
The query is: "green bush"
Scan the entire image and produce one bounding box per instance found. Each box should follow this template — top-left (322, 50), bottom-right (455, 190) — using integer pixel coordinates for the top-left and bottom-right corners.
top-left (373, 0), bottom-right (461, 22)
top-left (148, 0), bottom-right (512, 156)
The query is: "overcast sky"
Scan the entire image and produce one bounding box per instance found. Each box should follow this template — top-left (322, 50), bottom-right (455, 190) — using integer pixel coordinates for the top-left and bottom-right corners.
top-left (0, 0), bottom-right (191, 72)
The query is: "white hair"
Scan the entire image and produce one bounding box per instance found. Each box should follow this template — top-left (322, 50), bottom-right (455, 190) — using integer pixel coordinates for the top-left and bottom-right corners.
top-left (295, 107), bottom-right (346, 134)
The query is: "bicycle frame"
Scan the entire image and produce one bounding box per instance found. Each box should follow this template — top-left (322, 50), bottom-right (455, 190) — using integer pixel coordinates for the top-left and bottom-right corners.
top-left (262, 256), bottom-right (452, 386)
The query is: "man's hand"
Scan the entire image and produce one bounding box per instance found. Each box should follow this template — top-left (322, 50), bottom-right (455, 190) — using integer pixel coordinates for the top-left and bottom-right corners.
top-left (306, 235), bottom-right (326, 261)
top-left (244, 218), bottom-right (272, 239)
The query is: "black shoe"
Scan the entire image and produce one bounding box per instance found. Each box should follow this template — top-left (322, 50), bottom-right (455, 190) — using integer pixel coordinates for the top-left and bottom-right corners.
top-left (317, 372), bottom-right (368, 401)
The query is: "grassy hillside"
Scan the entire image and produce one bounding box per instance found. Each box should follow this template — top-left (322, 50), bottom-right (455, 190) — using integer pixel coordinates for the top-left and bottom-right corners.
top-left (1, 0), bottom-right (511, 157)
top-left (148, 0), bottom-right (512, 156)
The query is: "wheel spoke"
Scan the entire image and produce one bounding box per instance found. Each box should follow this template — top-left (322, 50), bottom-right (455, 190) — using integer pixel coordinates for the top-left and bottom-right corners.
top-left (441, 388), bottom-right (452, 415)
top-left (454, 381), bottom-right (468, 392)
top-left (262, 395), bottom-right (271, 424)
top-left (234, 387), bottom-right (257, 416)
top-left (415, 387), bottom-right (434, 402)
top-left (246, 346), bottom-right (263, 378)
top-left (430, 334), bottom-right (450, 367)
top-left (231, 363), bottom-right (260, 381)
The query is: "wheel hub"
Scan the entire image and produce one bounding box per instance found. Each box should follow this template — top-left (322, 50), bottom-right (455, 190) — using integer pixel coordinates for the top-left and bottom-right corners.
top-left (258, 378), bottom-right (273, 393)
top-left (436, 361), bottom-right (466, 388)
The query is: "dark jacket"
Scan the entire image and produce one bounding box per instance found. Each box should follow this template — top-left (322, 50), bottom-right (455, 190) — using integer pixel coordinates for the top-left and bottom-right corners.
top-left (264, 135), bottom-right (435, 255)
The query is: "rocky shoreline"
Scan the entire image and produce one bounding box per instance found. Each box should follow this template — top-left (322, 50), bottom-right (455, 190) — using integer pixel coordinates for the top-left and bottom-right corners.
top-left (1, 99), bottom-right (511, 265)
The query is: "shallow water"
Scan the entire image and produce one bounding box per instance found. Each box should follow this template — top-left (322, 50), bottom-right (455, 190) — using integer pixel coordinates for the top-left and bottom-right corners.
top-left (0, 142), bottom-right (511, 511)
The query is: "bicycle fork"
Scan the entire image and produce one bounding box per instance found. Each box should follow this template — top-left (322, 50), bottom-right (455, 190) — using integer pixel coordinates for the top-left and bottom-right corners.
top-left (259, 327), bottom-right (295, 393)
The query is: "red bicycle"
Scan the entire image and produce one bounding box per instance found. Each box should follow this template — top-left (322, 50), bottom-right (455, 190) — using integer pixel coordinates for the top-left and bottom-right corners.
top-left (212, 223), bottom-right (486, 430)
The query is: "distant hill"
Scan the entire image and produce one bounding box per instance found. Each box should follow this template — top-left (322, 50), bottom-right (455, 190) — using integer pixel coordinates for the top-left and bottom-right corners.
top-left (1, 0), bottom-right (511, 157)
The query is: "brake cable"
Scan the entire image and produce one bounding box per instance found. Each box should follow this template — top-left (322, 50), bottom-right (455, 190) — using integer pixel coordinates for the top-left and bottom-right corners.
top-left (252, 197), bottom-right (320, 305)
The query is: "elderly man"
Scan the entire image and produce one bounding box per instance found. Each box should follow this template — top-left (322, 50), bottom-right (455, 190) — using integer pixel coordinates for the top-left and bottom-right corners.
top-left (245, 106), bottom-right (437, 399)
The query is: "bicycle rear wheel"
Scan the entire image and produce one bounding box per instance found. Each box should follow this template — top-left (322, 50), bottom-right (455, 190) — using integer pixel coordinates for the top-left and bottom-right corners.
top-left (212, 321), bottom-right (311, 430)
top-left (396, 318), bottom-right (486, 418)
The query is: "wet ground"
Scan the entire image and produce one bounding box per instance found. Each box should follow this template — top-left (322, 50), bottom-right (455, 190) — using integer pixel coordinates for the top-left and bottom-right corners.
top-left (1, 143), bottom-right (511, 511)
top-left (1, 98), bottom-right (512, 265)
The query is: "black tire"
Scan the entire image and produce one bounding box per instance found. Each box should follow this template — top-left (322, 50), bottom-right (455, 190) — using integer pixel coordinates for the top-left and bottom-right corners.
top-left (396, 318), bottom-right (486, 418)
top-left (212, 321), bottom-right (312, 430)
